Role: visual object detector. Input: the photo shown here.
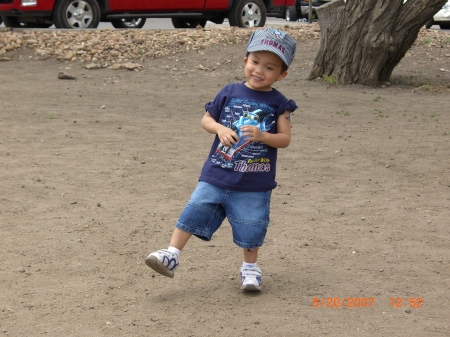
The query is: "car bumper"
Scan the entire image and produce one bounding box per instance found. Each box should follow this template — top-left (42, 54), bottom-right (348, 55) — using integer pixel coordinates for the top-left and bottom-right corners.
top-left (0, 0), bottom-right (53, 12)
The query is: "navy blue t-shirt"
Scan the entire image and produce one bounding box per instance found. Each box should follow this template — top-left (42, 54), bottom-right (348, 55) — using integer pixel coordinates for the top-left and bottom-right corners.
top-left (199, 82), bottom-right (297, 192)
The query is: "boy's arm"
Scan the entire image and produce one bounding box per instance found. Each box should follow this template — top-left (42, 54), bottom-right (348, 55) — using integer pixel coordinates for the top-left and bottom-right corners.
top-left (201, 112), bottom-right (239, 147)
top-left (240, 111), bottom-right (292, 148)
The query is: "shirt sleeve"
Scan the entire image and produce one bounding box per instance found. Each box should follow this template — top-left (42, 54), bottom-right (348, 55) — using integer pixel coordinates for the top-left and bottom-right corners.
top-left (282, 99), bottom-right (298, 113)
top-left (204, 85), bottom-right (231, 120)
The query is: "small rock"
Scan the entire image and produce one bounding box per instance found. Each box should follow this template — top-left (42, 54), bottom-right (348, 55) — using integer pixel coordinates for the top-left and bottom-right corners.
top-left (64, 51), bottom-right (74, 60)
top-left (123, 62), bottom-right (143, 70)
top-left (57, 71), bottom-right (76, 80)
top-left (84, 63), bottom-right (102, 70)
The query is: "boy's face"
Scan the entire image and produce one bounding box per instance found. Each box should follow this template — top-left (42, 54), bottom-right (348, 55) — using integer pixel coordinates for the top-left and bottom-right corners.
top-left (244, 51), bottom-right (288, 91)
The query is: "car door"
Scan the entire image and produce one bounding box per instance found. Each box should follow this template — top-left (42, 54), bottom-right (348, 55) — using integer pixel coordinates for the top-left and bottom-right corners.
top-left (108, 1), bottom-right (207, 11)
top-left (108, 0), bottom-right (175, 11)
top-left (174, 0), bottom-right (206, 10)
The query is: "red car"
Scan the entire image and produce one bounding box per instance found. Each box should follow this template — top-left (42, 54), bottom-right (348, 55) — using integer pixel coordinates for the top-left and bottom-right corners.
top-left (0, 0), bottom-right (294, 29)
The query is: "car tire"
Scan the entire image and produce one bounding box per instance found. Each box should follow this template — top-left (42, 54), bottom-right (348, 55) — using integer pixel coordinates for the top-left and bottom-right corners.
top-left (111, 18), bottom-right (146, 29)
top-left (2, 16), bottom-right (23, 28)
top-left (439, 23), bottom-right (450, 29)
top-left (53, 0), bottom-right (101, 29)
top-left (171, 18), bottom-right (207, 28)
top-left (228, 0), bottom-right (266, 28)
top-left (425, 20), bottom-right (434, 29)
top-left (285, 6), bottom-right (298, 22)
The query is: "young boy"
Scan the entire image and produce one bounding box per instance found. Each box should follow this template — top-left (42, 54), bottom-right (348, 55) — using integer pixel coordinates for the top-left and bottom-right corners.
top-left (146, 28), bottom-right (297, 291)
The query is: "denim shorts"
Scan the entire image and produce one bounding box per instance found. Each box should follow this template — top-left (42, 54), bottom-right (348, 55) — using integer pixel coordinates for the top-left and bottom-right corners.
top-left (176, 181), bottom-right (272, 249)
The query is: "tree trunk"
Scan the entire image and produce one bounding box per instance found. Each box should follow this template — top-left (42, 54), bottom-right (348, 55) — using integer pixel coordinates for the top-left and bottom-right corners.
top-left (308, 0), bottom-right (447, 86)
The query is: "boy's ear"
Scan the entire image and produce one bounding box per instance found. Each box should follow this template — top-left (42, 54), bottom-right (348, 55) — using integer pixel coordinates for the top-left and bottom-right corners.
top-left (277, 70), bottom-right (288, 81)
top-left (244, 57), bottom-right (248, 65)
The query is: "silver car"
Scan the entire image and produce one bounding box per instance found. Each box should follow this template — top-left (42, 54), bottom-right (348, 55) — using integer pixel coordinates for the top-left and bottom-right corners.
top-left (426, 1), bottom-right (450, 29)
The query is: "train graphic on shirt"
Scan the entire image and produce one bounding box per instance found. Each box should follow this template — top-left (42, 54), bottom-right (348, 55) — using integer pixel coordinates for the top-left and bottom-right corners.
top-left (212, 102), bottom-right (275, 170)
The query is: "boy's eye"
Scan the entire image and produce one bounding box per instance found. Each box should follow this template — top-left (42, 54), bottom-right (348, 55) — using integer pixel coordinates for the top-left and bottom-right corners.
top-left (244, 113), bottom-right (248, 118)
top-left (253, 117), bottom-right (258, 120)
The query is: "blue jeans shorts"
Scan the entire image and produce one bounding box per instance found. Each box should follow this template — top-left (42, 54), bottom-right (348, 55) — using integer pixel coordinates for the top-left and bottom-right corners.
top-left (176, 181), bottom-right (272, 249)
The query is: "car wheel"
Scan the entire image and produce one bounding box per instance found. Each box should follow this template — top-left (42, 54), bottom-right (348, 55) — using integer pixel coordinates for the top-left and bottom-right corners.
top-left (171, 18), bottom-right (207, 28)
top-left (285, 6), bottom-right (298, 22)
top-left (53, 0), bottom-right (101, 29)
top-left (111, 18), bottom-right (146, 29)
top-left (439, 23), bottom-right (450, 29)
top-left (228, 0), bottom-right (266, 28)
top-left (425, 20), bottom-right (434, 29)
top-left (2, 16), bottom-right (23, 28)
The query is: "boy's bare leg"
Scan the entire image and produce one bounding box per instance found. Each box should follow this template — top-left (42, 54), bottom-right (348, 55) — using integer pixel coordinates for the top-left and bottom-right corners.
top-left (169, 228), bottom-right (192, 250)
top-left (243, 247), bottom-right (259, 263)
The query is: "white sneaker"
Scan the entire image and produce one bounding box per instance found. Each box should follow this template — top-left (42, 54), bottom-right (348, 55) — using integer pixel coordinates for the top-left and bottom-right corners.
top-left (145, 249), bottom-right (179, 278)
top-left (240, 266), bottom-right (262, 291)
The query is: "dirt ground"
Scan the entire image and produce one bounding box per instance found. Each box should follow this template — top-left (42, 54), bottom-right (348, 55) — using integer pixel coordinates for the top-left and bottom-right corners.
top-left (0, 26), bottom-right (449, 337)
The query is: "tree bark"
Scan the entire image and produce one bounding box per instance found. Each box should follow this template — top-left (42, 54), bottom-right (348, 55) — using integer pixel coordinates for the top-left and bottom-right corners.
top-left (308, 0), bottom-right (448, 86)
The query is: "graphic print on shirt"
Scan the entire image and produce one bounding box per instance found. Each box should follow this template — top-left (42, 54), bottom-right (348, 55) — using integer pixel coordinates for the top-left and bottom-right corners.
top-left (212, 98), bottom-right (276, 171)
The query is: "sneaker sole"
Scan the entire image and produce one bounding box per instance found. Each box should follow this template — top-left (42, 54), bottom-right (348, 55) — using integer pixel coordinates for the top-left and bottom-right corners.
top-left (240, 283), bottom-right (261, 291)
top-left (145, 255), bottom-right (175, 278)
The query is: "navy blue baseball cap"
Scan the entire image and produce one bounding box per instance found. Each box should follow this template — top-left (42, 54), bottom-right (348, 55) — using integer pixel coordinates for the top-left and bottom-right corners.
top-left (247, 28), bottom-right (297, 68)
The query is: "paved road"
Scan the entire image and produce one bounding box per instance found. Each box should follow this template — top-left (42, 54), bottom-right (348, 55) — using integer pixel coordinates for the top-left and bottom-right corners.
top-left (97, 17), bottom-right (292, 29)
top-left (0, 17), bottom-right (294, 29)
top-left (1, 17), bottom-right (447, 32)
top-left (98, 18), bottom-right (449, 31)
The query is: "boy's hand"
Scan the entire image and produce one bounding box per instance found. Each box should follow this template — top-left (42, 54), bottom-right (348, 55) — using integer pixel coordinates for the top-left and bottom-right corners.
top-left (202, 112), bottom-right (239, 147)
top-left (218, 127), bottom-right (239, 147)
top-left (240, 125), bottom-right (263, 142)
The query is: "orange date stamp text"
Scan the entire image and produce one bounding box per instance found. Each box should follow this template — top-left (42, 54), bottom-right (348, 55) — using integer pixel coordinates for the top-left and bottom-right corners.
top-left (312, 297), bottom-right (374, 308)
